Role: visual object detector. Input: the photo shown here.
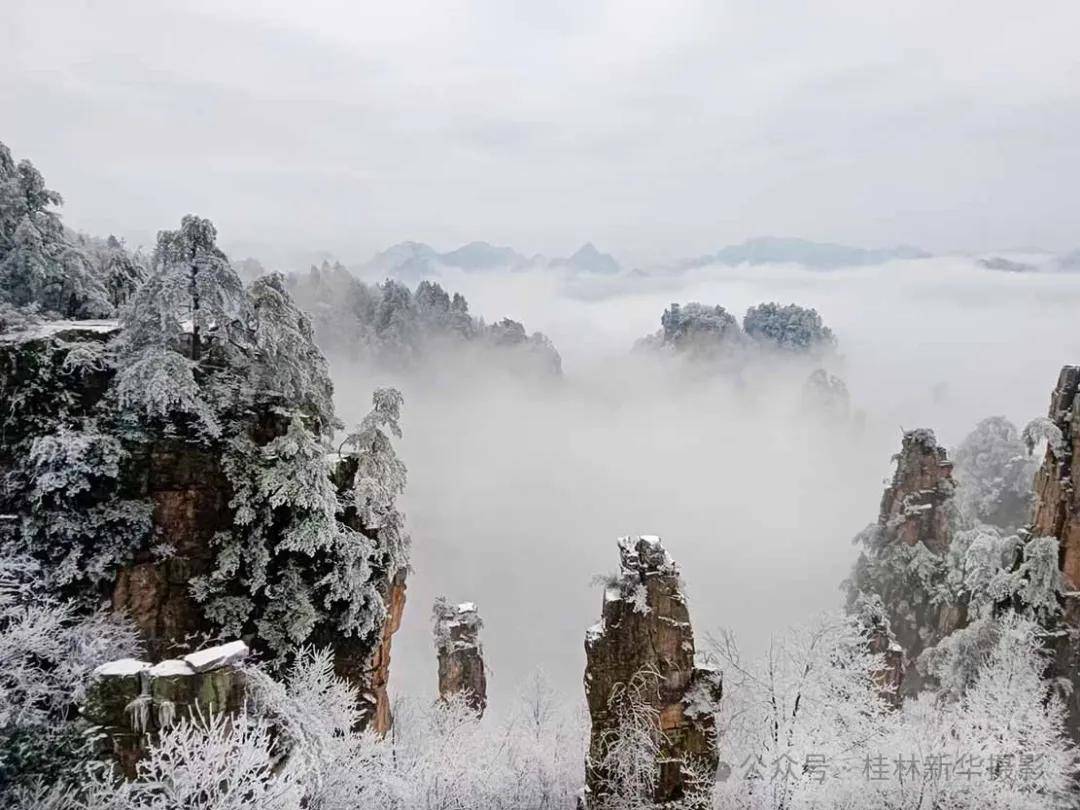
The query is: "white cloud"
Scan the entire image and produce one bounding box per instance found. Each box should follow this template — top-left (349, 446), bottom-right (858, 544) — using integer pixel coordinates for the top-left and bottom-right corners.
top-left (3, 0), bottom-right (1079, 262)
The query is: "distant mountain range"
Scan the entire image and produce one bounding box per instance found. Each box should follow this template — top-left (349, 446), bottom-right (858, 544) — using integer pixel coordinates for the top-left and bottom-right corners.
top-left (355, 235), bottom-right (1080, 281)
top-left (677, 236), bottom-right (930, 271)
top-left (360, 240), bottom-right (622, 280)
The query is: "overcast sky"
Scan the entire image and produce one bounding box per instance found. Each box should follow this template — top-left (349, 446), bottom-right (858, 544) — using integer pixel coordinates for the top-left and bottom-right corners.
top-left (3, 0), bottom-right (1079, 266)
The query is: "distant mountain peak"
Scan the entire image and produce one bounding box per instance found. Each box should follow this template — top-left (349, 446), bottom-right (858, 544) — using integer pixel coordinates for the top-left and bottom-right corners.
top-left (557, 242), bottom-right (621, 274)
top-left (440, 241), bottom-right (528, 270)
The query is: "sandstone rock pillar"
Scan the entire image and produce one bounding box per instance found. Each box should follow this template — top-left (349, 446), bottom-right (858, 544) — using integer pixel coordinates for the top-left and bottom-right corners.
top-left (432, 598), bottom-right (487, 715)
top-left (878, 428), bottom-right (955, 555)
top-left (582, 535), bottom-right (721, 807)
top-left (852, 429), bottom-right (965, 697)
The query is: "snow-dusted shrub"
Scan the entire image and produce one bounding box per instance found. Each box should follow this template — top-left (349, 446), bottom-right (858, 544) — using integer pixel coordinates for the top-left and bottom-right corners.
top-left (590, 667), bottom-right (667, 809)
top-left (0, 554), bottom-right (140, 800)
top-left (712, 613), bottom-right (890, 809)
top-left (112, 344), bottom-right (221, 438)
top-left (945, 525), bottom-right (1061, 620)
top-left (77, 648), bottom-right (585, 810)
top-left (872, 614), bottom-right (1077, 810)
top-left (0, 300), bottom-right (41, 334)
top-left (712, 612), bottom-right (1077, 810)
top-left (917, 614), bottom-right (1001, 700)
top-left (79, 711), bottom-right (301, 810)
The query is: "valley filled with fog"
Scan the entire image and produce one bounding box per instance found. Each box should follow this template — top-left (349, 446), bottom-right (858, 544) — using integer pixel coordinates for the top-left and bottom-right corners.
top-left (325, 255), bottom-right (1080, 709)
top-left (6, 1), bottom-right (1080, 803)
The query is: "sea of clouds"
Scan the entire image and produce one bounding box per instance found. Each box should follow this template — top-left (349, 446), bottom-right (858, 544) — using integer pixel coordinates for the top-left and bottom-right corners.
top-left (331, 256), bottom-right (1080, 712)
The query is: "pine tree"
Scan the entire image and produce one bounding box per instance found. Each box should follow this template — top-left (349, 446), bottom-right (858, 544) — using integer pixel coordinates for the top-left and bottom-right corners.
top-left (113, 215), bottom-right (246, 437)
top-left (0, 141), bottom-right (111, 318)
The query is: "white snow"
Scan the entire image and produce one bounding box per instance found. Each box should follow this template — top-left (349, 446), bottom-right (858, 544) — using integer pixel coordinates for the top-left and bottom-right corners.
top-left (182, 640), bottom-right (249, 672)
top-left (94, 658), bottom-right (151, 677)
top-left (149, 659), bottom-right (196, 677)
top-left (2, 319), bottom-right (120, 342)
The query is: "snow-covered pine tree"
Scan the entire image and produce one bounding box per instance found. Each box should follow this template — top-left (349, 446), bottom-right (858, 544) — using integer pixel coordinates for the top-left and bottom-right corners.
top-left (246, 272), bottom-right (336, 434)
top-left (112, 215), bottom-right (246, 438)
top-left (0, 141), bottom-right (112, 319)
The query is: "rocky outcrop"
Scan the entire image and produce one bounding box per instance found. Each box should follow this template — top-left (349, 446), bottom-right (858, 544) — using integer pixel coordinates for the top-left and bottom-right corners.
top-left (583, 535), bottom-right (721, 807)
top-left (1028, 365), bottom-right (1080, 741)
top-left (847, 429), bottom-right (965, 698)
top-left (432, 598), bottom-right (487, 715)
top-left (83, 641), bottom-right (249, 778)
top-left (878, 428), bottom-right (955, 555)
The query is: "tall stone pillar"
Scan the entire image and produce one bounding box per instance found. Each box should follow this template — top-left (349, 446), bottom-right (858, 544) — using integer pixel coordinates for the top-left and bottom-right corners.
top-left (582, 535), bottom-right (721, 807)
top-left (432, 598), bottom-right (487, 715)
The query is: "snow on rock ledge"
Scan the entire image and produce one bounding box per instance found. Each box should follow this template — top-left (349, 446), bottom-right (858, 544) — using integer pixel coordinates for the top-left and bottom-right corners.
top-left (83, 640), bottom-right (248, 779)
top-left (93, 658), bottom-right (151, 677)
top-left (182, 639), bottom-right (249, 672)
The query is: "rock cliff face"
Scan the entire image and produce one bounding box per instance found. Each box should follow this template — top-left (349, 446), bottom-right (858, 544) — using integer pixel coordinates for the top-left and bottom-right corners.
top-left (1032, 366), bottom-right (1080, 586)
top-left (432, 599), bottom-right (487, 715)
top-left (333, 570), bottom-right (407, 733)
top-left (847, 429), bottom-right (965, 697)
top-left (83, 641), bottom-right (249, 778)
top-left (1028, 365), bottom-right (1080, 741)
top-left (111, 441), bottom-right (228, 659)
top-left (583, 535), bottom-right (721, 807)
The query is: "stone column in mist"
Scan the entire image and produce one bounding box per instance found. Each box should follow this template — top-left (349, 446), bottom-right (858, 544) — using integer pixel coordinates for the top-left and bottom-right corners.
top-left (582, 535), bottom-right (722, 807)
top-left (851, 428), bottom-right (965, 697)
top-left (1028, 365), bottom-right (1080, 742)
top-left (432, 598), bottom-right (487, 715)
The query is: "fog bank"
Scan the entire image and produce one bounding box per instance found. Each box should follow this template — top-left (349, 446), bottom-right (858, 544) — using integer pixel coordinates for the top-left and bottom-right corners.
top-left (332, 258), bottom-right (1080, 709)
